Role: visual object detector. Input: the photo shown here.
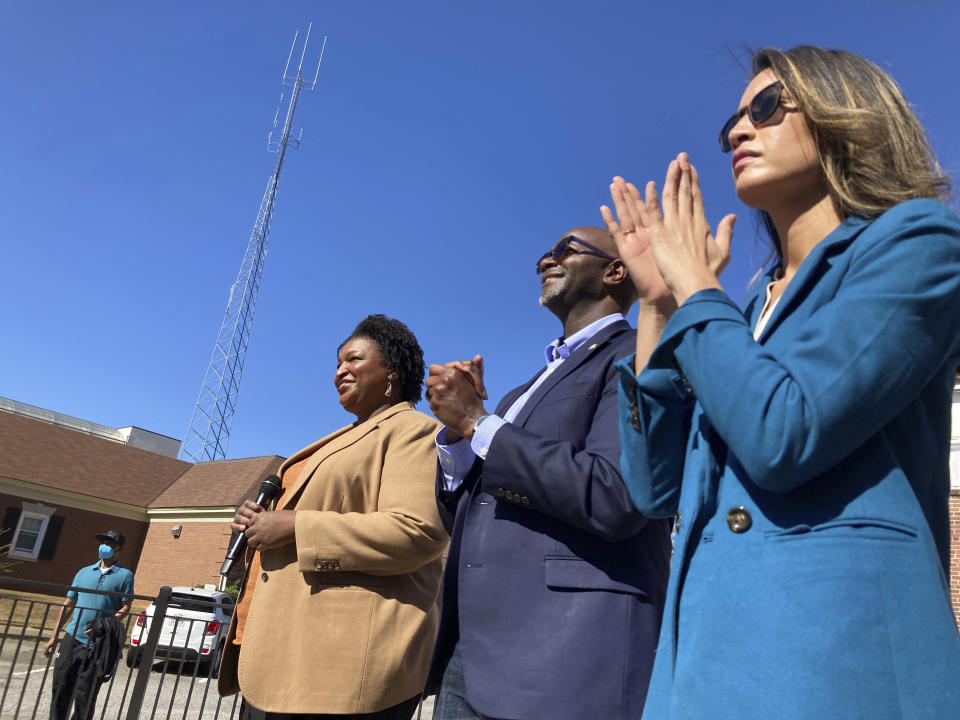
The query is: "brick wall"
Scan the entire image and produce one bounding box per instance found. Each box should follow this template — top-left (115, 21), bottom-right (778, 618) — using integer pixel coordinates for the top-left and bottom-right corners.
top-left (951, 490), bottom-right (960, 631)
top-left (0, 491), bottom-right (146, 590)
top-left (134, 520), bottom-right (234, 598)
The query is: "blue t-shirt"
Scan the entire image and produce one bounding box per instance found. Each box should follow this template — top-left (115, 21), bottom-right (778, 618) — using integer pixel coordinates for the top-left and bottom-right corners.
top-left (63, 562), bottom-right (135, 645)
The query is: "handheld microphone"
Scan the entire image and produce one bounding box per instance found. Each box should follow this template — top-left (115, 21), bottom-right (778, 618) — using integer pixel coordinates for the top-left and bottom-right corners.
top-left (220, 474), bottom-right (283, 577)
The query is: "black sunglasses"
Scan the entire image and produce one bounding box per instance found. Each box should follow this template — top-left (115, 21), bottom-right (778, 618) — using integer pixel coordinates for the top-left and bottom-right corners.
top-left (536, 235), bottom-right (616, 275)
top-left (718, 81), bottom-right (784, 153)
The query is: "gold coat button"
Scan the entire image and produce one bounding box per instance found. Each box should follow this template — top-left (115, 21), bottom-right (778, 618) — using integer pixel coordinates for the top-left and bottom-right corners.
top-left (726, 506), bottom-right (752, 533)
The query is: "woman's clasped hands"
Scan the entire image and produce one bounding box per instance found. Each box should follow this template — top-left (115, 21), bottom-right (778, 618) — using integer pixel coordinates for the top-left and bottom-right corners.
top-left (600, 152), bottom-right (736, 306)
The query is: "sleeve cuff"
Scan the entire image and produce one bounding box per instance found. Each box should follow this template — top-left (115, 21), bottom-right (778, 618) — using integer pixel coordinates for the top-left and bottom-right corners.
top-left (437, 427), bottom-right (479, 492)
top-left (649, 288), bottom-right (745, 370)
top-left (470, 414), bottom-right (507, 460)
top-left (616, 354), bottom-right (696, 401)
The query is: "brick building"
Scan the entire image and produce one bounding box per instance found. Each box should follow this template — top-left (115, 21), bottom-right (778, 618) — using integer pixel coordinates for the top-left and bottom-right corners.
top-left (136, 456), bottom-right (284, 596)
top-left (0, 397), bottom-right (282, 597)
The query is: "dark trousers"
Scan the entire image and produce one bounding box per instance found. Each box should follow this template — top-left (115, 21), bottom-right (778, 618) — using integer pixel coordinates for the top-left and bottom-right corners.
top-left (433, 643), bottom-right (503, 720)
top-left (50, 633), bottom-right (104, 720)
top-left (238, 694), bottom-right (421, 720)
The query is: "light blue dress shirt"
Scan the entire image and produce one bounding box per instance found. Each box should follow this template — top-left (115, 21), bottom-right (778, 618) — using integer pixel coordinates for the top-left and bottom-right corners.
top-left (437, 313), bottom-right (624, 490)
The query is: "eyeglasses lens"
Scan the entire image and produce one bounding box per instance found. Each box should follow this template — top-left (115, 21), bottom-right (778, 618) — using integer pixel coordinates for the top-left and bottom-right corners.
top-left (718, 81), bottom-right (783, 153)
top-left (536, 237), bottom-right (574, 274)
top-left (750, 82), bottom-right (783, 124)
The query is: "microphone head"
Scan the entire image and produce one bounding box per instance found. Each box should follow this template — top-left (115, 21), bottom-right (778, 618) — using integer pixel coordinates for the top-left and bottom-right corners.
top-left (258, 474), bottom-right (283, 500)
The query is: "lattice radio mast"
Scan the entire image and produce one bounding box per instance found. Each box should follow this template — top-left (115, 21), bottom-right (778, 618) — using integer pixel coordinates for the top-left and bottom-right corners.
top-left (180, 25), bottom-right (326, 462)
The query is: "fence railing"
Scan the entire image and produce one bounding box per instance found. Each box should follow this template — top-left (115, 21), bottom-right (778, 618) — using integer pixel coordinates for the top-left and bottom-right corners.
top-left (0, 578), bottom-right (434, 720)
top-left (0, 577), bottom-right (242, 720)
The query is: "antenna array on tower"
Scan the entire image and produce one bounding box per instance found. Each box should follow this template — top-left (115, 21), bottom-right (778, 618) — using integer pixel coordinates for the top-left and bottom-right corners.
top-left (179, 25), bottom-right (325, 463)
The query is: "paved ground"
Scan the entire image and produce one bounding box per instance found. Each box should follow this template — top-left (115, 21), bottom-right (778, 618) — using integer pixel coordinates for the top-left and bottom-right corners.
top-left (417, 694), bottom-right (435, 718)
top-left (0, 633), bottom-right (435, 720)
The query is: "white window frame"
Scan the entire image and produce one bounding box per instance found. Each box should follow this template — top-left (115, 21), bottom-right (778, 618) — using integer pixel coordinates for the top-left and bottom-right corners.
top-left (8, 504), bottom-right (54, 561)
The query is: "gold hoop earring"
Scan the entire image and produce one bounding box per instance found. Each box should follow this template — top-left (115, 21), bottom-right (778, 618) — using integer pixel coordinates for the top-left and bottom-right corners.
top-left (385, 381), bottom-right (392, 398)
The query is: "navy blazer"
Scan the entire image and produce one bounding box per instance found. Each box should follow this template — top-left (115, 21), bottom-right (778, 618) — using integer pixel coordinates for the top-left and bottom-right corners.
top-left (426, 319), bottom-right (672, 720)
top-left (619, 199), bottom-right (960, 719)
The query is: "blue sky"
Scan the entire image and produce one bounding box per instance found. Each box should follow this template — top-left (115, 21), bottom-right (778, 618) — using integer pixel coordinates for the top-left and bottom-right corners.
top-left (2, 1), bottom-right (958, 460)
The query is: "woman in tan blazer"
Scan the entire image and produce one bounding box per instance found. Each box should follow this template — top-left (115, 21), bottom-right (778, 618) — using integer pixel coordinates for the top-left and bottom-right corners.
top-left (218, 315), bottom-right (447, 719)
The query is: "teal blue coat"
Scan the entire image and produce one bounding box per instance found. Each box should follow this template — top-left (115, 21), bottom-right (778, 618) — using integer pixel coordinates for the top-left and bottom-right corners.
top-left (618, 199), bottom-right (960, 719)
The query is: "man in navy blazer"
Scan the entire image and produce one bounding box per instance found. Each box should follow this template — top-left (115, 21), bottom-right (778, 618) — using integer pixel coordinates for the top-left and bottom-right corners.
top-left (424, 227), bottom-right (672, 720)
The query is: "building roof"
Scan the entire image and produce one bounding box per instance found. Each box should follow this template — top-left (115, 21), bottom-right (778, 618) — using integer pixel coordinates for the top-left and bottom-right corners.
top-left (0, 396), bottom-right (180, 456)
top-left (148, 456), bottom-right (284, 508)
top-left (0, 408), bottom-right (190, 506)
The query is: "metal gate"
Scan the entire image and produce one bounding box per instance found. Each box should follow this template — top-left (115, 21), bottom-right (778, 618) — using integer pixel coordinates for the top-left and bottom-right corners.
top-left (0, 578), bottom-right (240, 720)
top-left (0, 578), bottom-right (433, 719)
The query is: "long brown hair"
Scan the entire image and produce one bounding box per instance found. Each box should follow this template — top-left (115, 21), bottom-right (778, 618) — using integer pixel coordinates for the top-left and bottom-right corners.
top-left (752, 46), bottom-right (950, 256)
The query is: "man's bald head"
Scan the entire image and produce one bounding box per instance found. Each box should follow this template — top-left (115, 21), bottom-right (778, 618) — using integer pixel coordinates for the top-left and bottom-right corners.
top-left (565, 226), bottom-right (637, 313)
top-left (565, 226), bottom-right (618, 258)
top-left (538, 225), bottom-right (638, 328)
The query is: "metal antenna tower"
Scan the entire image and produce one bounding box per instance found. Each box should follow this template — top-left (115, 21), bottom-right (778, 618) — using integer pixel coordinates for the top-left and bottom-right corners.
top-left (180, 25), bottom-right (326, 463)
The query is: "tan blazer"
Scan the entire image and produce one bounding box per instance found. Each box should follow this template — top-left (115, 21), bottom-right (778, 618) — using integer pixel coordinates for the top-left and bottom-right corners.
top-left (218, 403), bottom-right (447, 714)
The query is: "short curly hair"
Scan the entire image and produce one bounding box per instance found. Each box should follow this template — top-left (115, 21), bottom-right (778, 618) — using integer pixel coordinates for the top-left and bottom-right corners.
top-left (339, 315), bottom-right (426, 403)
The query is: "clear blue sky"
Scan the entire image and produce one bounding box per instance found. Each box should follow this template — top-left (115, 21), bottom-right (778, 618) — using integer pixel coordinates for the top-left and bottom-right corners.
top-left (2, 1), bottom-right (958, 460)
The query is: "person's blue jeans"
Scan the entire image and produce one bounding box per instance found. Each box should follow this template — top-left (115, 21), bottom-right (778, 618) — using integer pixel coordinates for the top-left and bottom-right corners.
top-left (432, 643), bottom-right (503, 720)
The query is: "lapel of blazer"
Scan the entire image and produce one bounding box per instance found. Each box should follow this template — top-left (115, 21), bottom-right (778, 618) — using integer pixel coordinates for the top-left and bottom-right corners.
top-left (276, 402), bottom-right (413, 510)
top-left (510, 319), bottom-right (630, 428)
top-left (755, 215), bottom-right (870, 342)
top-left (494, 372), bottom-right (544, 416)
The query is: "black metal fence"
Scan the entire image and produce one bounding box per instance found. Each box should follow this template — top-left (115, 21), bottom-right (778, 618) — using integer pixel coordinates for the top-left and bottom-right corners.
top-left (0, 577), bottom-right (241, 720)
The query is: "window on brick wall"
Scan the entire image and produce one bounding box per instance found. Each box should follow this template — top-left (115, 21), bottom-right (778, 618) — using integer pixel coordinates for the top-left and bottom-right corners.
top-left (2, 503), bottom-right (63, 562)
top-left (9, 513), bottom-right (49, 560)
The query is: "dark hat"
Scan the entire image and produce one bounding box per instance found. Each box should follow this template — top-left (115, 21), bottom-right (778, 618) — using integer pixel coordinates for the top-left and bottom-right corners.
top-left (95, 530), bottom-right (126, 548)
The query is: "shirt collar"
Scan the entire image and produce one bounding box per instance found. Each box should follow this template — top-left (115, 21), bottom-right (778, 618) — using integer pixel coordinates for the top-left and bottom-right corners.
top-left (544, 313), bottom-right (623, 363)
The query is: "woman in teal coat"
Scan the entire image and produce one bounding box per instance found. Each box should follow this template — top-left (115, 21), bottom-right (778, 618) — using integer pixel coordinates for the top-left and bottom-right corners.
top-left (601, 46), bottom-right (960, 718)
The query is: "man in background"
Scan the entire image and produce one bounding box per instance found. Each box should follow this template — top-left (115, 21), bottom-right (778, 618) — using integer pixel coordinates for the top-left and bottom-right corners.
top-left (45, 529), bottom-right (133, 720)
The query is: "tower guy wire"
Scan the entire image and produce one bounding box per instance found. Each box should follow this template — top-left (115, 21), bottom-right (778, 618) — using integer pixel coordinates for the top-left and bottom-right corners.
top-left (179, 25), bottom-right (326, 463)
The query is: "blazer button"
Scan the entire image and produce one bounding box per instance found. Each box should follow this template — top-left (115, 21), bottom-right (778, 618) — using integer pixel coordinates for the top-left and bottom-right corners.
top-left (726, 506), bottom-right (752, 533)
top-left (260, 572), bottom-right (269, 582)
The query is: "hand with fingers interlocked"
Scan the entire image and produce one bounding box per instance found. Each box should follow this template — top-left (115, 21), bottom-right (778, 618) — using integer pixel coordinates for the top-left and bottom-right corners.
top-left (602, 152), bottom-right (736, 306)
top-left (425, 354), bottom-right (489, 444)
top-left (443, 355), bottom-right (489, 402)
